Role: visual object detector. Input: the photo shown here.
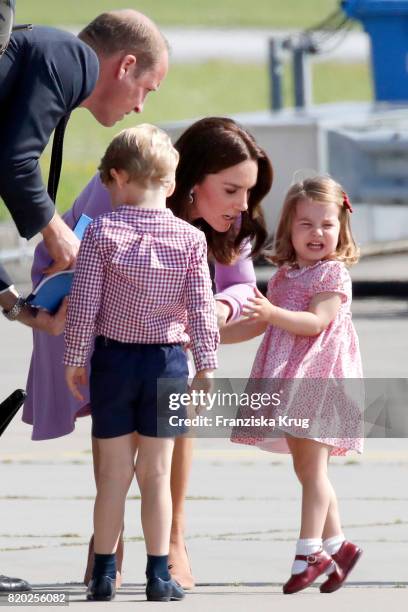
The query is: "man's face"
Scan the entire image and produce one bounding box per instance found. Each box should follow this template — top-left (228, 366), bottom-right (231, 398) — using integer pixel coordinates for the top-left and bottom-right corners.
top-left (95, 49), bottom-right (168, 126)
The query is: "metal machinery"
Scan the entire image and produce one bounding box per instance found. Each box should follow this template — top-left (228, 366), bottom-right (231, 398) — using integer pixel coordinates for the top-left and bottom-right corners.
top-left (342, 0), bottom-right (408, 103)
top-left (248, 1), bottom-right (408, 244)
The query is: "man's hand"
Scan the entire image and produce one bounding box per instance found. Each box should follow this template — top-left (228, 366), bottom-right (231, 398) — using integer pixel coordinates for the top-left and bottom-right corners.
top-left (41, 212), bottom-right (80, 275)
top-left (65, 365), bottom-right (87, 401)
top-left (242, 287), bottom-right (275, 324)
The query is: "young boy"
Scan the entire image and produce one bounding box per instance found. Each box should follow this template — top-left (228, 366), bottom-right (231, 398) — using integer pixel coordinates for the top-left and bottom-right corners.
top-left (64, 125), bottom-right (219, 602)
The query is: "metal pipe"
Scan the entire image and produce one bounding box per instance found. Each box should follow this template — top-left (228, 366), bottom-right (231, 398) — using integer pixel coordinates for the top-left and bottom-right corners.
top-left (293, 45), bottom-right (313, 109)
top-left (268, 37), bottom-right (284, 111)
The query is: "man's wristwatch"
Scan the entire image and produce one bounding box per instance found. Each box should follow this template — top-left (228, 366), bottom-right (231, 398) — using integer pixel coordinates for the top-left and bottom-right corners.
top-left (2, 296), bottom-right (26, 321)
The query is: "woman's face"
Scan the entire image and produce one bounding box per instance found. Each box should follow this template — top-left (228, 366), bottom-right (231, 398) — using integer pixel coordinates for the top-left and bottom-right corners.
top-left (191, 159), bottom-right (258, 232)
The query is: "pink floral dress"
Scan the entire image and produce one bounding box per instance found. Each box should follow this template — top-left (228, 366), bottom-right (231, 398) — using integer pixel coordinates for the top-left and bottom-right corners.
top-left (231, 260), bottom-right (364, 456)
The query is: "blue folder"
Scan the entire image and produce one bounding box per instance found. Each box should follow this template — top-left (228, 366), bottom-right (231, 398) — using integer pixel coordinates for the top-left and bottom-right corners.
top-left (27, 214), bottom-right (92, 313)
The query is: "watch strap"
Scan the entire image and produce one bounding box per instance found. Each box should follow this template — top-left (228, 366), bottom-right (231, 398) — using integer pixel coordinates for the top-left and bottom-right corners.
top-left (2, 296), bottom-right (26, 321)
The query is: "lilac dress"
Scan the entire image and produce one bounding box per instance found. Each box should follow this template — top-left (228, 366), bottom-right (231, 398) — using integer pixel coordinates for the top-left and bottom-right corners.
top-left (23, 174), bottom-right (257, 440)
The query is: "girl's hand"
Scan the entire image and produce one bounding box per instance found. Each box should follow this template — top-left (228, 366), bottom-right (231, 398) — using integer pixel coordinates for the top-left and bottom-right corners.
top-left (242, 287), bottom-right (275, 323)
top-left (65, 365), bottom-right (87, 401)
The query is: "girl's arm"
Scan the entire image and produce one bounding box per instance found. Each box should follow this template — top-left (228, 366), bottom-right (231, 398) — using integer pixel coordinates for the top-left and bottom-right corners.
top-left (220, 318), bottom-right (267, 344)
top-left (243, 288), bottom-right (342, 337)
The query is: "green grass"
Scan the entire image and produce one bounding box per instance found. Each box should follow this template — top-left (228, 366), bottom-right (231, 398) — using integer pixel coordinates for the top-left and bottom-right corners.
top-left (16, 0), bottom-right (340, 28)
top-left (0, 60), bottom-right (371, 222)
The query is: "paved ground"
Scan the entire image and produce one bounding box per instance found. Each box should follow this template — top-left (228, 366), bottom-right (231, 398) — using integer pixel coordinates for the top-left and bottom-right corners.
top-left (1, 294), bottom-right (407, 610)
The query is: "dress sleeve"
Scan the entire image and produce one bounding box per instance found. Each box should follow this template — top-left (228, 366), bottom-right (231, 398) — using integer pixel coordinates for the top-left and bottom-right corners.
top-left (214, 238), bottom-right (256, 321)
top-left (312, 261), bottom-right (351, 303)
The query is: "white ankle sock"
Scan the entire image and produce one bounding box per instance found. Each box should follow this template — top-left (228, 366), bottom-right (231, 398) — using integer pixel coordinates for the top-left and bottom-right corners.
top-left (291, 538), bottom-right (322, 575)
top-left (323, 534), bottom-right (345, 575)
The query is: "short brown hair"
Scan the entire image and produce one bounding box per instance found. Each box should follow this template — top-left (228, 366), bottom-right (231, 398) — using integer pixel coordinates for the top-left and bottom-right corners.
top-left (270, 176), bottom-right (359, 267)
top-left (167, 117), bottom-right (273, 265)
top-left (79, 11), bottom-right (168, 75)
top-left (99, 124), bottom-right (179, 188)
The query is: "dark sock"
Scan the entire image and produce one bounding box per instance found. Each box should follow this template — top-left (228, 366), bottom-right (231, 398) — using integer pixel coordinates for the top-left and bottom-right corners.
top-left (92, 553), bottom-right (116, 580)
top-left (146, 554), bottom-right (170, 581)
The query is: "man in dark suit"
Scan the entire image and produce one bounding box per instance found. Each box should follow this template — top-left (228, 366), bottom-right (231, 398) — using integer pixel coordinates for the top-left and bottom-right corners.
top-left (0, 9), bottom-right (168, 326)
top-left (0, 8), bottom-right (169, 591)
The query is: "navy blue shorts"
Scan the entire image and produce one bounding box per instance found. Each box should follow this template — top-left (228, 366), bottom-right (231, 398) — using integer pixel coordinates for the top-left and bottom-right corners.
top-left (90, 336), bottom-right (189, 439)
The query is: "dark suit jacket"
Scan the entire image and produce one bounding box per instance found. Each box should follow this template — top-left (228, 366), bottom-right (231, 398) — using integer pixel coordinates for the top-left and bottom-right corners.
top-left (0, 264), bottom-right (12, 292)
top-left (0, 26), bottom-right (99, 291)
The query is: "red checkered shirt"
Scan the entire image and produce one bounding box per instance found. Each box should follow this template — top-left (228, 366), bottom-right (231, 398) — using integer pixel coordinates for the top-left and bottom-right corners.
top-left (63, 206), bottom-right (219, 371)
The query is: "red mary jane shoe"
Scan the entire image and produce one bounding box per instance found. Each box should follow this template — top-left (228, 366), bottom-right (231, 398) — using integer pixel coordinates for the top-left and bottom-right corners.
top-left (320, 541), bottom-right (362, 593)
top-left (283, 550), bottom-right (333, 594)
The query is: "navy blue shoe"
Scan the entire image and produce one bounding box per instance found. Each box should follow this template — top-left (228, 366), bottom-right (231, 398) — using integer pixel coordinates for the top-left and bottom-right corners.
top-left (86, 575), bottom-right (116, 601)
top-left (146, 576), bottom-right (185, 602)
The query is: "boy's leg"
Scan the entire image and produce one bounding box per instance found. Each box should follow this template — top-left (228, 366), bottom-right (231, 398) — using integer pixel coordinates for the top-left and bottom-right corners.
top-left (135, 434), bottom-right (175, 556)
top-left (135, 434), bottom-right (185, 601)
top-left (94, 432), bottom-right (138, 554)
top-left (84, 436), bottom-right (129, 586)
top-left (87, 433), bottom-right (137, 601)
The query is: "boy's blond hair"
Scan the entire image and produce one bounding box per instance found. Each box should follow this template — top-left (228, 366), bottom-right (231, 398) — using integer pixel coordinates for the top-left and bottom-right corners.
top-left (99, 124), bottom-right (179, 188)
top-left (269, 176), bottom-right (359, 267)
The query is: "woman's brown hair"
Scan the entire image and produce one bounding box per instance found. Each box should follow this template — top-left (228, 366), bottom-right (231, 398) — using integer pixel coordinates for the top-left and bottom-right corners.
top-left (270, 176), bottom-right (359, 267)
top-left (167, 117), bottom-right (273, 265)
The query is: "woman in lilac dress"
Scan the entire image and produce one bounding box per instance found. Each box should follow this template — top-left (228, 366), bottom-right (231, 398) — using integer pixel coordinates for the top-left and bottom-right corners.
top-left (23, 117), bottom-right (273, 588)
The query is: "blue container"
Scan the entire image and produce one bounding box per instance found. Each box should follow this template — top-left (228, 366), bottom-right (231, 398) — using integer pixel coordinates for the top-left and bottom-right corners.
top-left (342, 0), bottom-right (408, 102)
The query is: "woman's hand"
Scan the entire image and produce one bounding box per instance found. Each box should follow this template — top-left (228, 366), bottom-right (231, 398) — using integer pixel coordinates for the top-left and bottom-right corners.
top-left (65, 365), bottom-right (87, 401)
top-left (32, 298), bottom-right (68, 336)
top-left (215, 300), bottom-right (232, 328)
top-left (242, 287), bottom-right (275, 324)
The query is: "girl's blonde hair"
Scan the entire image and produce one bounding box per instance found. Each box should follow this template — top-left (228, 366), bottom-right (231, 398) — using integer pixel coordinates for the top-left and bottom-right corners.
top-left (269, 176), bottom-right (359, 267)
top-left (99, 124), bottom-right (179, 188)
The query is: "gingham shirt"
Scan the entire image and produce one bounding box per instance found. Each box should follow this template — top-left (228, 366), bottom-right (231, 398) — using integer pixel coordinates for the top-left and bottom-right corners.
top-left (63, 206), bottom-right (219, 371)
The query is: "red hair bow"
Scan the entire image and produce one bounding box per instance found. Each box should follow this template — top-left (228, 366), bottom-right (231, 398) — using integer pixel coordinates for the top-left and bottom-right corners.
top-left (342, 191), bottom-right (353, 213)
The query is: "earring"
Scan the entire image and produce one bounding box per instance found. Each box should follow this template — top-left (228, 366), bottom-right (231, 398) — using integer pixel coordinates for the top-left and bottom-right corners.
top-left (188, 190), bottom-right (195, 204)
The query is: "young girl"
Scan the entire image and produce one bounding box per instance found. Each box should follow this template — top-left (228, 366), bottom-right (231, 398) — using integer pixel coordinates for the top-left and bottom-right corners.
top-left (222, 176), bottom-right (363, 594)
top-left (64, 124), bottom-right (218, 602)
